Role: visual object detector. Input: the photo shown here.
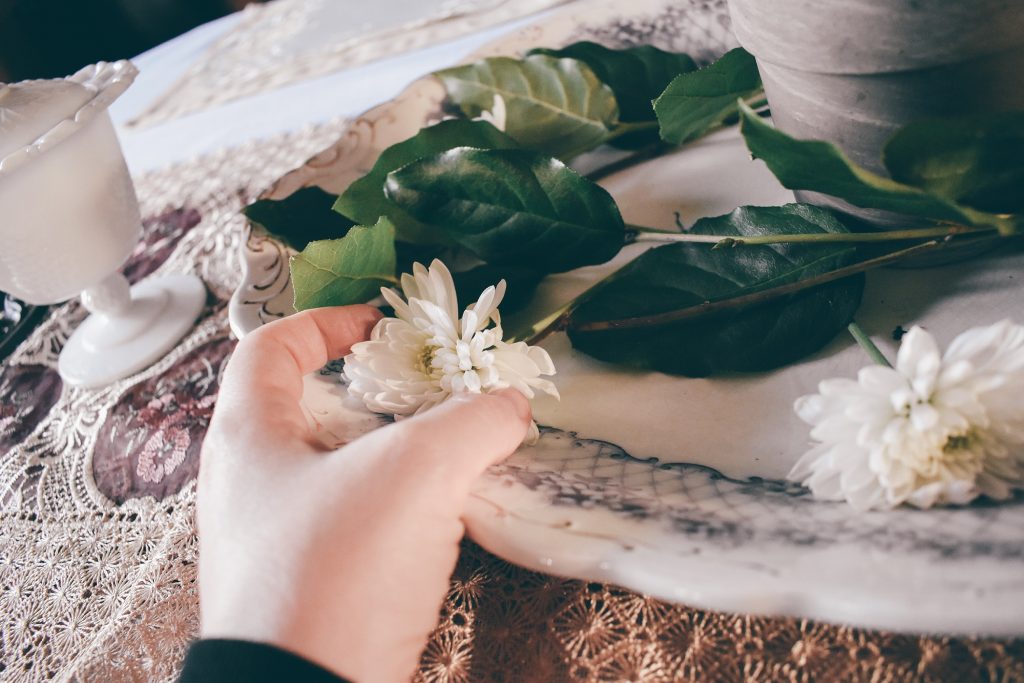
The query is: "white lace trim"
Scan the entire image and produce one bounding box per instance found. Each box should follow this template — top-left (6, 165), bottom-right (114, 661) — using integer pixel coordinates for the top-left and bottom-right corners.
top-left (0, 118), bottom-right (349, 682)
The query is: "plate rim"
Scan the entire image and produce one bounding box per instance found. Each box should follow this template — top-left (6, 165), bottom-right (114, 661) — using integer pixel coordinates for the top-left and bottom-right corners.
top-left (227, 0), bottom-right (1024, 636)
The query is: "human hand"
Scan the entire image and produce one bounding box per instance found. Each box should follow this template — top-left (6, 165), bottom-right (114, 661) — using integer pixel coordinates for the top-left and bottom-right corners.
top-left (197, 306), bottom-right (532, 682)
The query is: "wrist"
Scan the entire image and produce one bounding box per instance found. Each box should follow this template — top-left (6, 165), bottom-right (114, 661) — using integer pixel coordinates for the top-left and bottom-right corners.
top-left (199, 583), bottom-right (418, 683)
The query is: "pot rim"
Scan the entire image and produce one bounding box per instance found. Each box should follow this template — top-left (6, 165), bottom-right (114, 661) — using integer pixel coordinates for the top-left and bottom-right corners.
top-left (727, 0), bottom-right (1024, 76)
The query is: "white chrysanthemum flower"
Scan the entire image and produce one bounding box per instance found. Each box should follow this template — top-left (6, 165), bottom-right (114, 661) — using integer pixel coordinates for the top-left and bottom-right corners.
top-left (789, 320), bottom-right (1024, 510)
top-left (342, 259), bottom-right (558, 438)
top-left (475, 93), bottom-right (506, 131)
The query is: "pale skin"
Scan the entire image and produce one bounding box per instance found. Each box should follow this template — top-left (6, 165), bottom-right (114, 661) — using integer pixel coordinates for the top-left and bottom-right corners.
top-left (198, 305), bottom-right (532, 682)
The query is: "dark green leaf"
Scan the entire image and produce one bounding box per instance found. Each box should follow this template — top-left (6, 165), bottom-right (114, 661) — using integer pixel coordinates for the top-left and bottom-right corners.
top-left (394, 241), bottom-right (449, 277)
top-left (568, 204), bottom-right (864, 376)
top-left (529, 42), bottom-right (695, 147)
top-left (392, 243), bottom-right (546, 310)
top-left (243, 187), bottom-right (352, 251)
top-left (452, 263), bottom-right (543, 313)
top-left (739, 102), bottom-right (1017, 235)
top-left (290, 217), bottom-right (397, 311)
top-left (883, 111), bottom-right (1024, 215)
top-left (434, 55), bottom-right (619, 159)
top-left (334, 119), bottom-right (518, 244)
top-left (653, 47), bottom-right (762, 145)
top-left (384, 147), bottom-right (625, 273)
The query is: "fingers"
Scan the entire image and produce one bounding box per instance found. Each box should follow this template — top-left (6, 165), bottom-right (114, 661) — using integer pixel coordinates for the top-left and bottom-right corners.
top-left (214, 305), bottom-right (382, 445)
top-left (355, 389), bottom-right (532, 495)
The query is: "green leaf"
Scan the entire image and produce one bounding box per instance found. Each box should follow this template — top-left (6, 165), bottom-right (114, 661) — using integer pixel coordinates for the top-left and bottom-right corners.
top-left (243, 187), bottom-right (353, 251)
top-left (334, 119), bottom-right (518, 244)
top-left (529, 42), bottom-right (695, 147)
top-left (290, 217), bottom-right (397, 311)
top-left (434, 55), bottom-right (619, 159)
top-left (452, 263), bottom-right (543, 313)
top-left (738, 102), bottom-right (1018, 235)
top-left (567, 204), bottom-right (864, 376)
top-left (384, 147), bottom-right (625, 273)
top-left (393, 244), bottom-right (543, 312)
top-left (653, 47), bottom-right (762, 145)
top-left (883, 111), bottom-right (1024, 215)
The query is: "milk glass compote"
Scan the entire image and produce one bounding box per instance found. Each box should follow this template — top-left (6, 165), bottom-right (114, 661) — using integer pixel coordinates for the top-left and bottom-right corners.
top-left (0, 61), bottom-right (205, 388)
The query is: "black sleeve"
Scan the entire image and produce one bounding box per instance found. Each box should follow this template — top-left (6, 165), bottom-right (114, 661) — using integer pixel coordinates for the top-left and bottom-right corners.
top-left (178, 639), bottom-right (353, 683)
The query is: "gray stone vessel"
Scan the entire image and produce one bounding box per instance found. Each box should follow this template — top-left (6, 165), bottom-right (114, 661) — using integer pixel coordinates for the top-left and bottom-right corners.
top-left (728, 0), bottom-right (1024, 228)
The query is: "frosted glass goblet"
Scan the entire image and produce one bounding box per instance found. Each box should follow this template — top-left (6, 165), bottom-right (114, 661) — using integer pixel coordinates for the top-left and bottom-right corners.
top-left (0, 61), bottom-right (205, 388)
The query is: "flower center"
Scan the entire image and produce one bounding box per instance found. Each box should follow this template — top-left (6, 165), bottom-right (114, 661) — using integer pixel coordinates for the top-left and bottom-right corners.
top-left (417, 344), bottom-right (449, 382)
top-left (894, 427), bottom-right (985, 482)
top-left (943, 432), bottom-right (975, 453)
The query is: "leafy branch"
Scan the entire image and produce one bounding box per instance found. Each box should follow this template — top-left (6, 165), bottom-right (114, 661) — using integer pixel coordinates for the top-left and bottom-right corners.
top-left (628, 223), bottom-right (996, 247)
top-left (738, 102), bottom-right (1021, 236)
top-left (241, 44), bottom-right (1022, 378)
top-left (566, 239), bottom-right (943, 334)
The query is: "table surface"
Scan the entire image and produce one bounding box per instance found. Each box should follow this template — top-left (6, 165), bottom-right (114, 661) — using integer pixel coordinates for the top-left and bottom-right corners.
top-left (2, 3), bottom-right (1023, 681)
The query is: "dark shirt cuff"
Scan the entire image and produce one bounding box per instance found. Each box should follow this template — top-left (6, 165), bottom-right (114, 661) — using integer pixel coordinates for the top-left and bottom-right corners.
top-left (179, 639), bottom-right (352, 683)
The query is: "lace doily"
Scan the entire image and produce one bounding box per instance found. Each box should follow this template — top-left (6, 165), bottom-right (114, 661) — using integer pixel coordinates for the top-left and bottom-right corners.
top-left (1, 72), bottom-right (1022, 683)
top-left (0, 119), bottom-right (348, 682)
top-left (125, 0), bottom-right (576, 129)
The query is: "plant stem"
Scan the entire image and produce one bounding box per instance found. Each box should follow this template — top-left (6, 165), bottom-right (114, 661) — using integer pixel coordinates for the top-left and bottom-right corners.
top-left (744, 96), bottom-right (769, 111)
top-left (585, 142), bottom-right (670, 183)
top-left (516, 300), bottom-right (574, 345)
top-left (583, 93), bottom-right (769, 183)
top-left (720, 93), bottom-right (769, 126)
top-left (629, 224), bottom-right (995, 247)
top-left (605, 120), bottom-right (660, 141)
top-left (516, 263), bottom-right (634, 345)
top-left (568, 238), bottom-right (949, 333)
top-left (847, 321), bottom-right (892, 367)
top-left (626, 223), bottom-right (680, 234)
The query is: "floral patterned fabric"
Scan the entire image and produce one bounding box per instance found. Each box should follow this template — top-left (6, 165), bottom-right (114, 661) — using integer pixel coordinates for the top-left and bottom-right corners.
top-left (0, 119), bottom-right (1021, 683)
top-left (0, 364), bottom-right (61, 460)
top-left (92, 332), bottom-right (230, 504)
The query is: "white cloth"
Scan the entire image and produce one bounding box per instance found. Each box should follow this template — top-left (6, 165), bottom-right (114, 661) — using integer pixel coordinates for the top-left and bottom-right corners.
top-left (110, 9), bottom-right (541, 175)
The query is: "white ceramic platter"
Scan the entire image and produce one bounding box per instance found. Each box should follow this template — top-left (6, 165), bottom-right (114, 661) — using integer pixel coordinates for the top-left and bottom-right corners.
top-left (228, 0), bottom-right (1024, 635)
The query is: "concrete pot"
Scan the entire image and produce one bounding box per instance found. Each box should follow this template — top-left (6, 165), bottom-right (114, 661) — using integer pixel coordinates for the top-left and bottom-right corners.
top-left (727, 0), bottom-right (1024, 228)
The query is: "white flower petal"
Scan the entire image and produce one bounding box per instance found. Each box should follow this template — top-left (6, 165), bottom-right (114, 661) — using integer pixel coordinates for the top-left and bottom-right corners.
top-left (857, 365), bottom-right (906, 395)
top-left (910, 402), bottom-right (939, 432)
top-left (427, 258), bottom-right (460, 324)
top-left (522, 420), bottom-right (541, 446)
top-left (526, 344), bottom-right (556, 375)
top-left (896, 326), bottom-right (940, 380)
top-left (818, 377), bottom-right (860, 397)
top-left (464, 369), bottom-right (484, 392)
top-left (341, 260), bottom-right (557, 447)
top-left (794, 394), bottom-right (826, 425)
top-left (476, 93), bottom-right (507, 131)
top-left (381, 287), bottom-right (414, 322)
top-left (789, 319), bottom-right (1024, 510)
top-left (468, 283), bottom-right (504, 330)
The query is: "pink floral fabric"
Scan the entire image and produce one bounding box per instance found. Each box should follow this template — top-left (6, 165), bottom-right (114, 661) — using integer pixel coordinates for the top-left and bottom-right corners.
top-left (124, 208), bottom-right (202, 284)
top-left (0, 364), bottom-right (61, 457)
top-left (92, 335), bottom-right (233, 504)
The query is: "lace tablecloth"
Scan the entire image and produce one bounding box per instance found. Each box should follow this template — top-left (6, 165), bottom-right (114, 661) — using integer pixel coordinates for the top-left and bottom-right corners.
top-left (125, 0), bottom-right (575, 129)
top-left (1, 119), bottom-right (1022, 682)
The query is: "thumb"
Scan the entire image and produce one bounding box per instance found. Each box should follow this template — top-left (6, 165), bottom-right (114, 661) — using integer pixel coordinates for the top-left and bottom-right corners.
top-left (366, 389), bottom-right (532, 494)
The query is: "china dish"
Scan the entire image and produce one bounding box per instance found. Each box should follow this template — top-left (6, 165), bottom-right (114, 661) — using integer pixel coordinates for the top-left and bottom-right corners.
top-left (229, 0), bottom-right (1024, 635)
